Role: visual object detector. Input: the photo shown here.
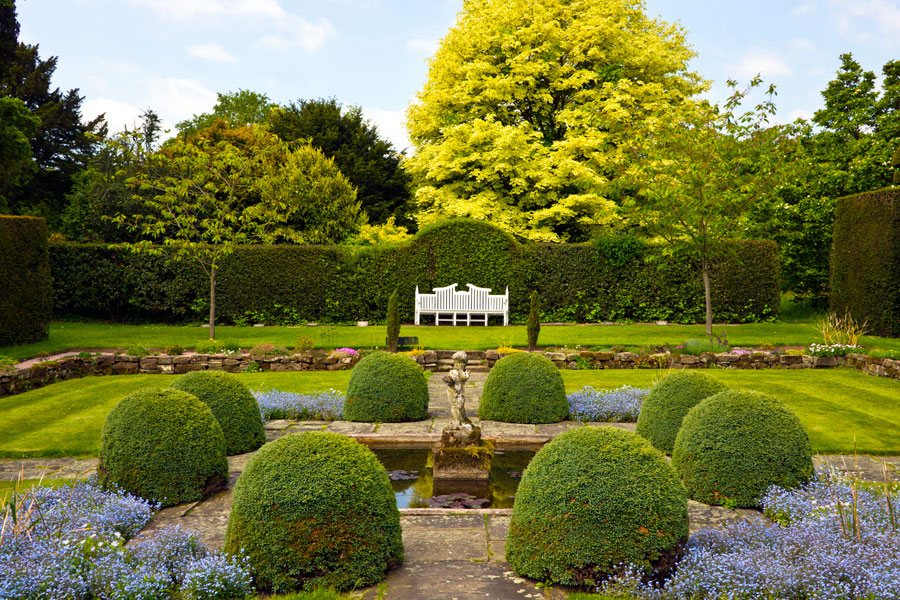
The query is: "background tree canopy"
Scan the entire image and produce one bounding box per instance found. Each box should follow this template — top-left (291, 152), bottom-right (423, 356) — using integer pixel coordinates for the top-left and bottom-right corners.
top-left (405, 0), bottom-right (705, 242)
top-left (269, 97), bottom-right (412, 228)
top-left (0, 0), bottom-right (104, 227)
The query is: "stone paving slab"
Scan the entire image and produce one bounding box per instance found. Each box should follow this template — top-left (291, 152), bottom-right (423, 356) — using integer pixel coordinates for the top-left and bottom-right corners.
top-left (0, 457), bottom-right (98, 480)
top-left (377, 421), bottom-right (434, 435)
top-left (354, 560), bottom-right (565, 600)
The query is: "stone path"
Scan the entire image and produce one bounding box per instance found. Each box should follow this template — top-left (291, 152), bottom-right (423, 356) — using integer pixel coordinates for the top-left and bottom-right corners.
top-left (3, 370), bottom-right (899, 599)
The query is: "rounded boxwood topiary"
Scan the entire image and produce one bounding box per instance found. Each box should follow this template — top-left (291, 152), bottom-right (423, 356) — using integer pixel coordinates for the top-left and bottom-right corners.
top-left (635, 370), bottom-right (728, 454)
top-left (478, 352), bottom-right (567, 423)
top-left (344, 351), bottom-right (429, 422)
top-left (224, 431), bottom-right (402, 592)
top-left (98, 388), bottom-right (228, 507)
top-left (672, 389), bottom-right (814, 507)
top-left (171, 370), bottom-right (265, 455)
top-left (506, 426), bottom-right (688, 586)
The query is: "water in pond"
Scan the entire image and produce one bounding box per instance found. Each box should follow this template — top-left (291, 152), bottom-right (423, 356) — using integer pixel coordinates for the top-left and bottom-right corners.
top-left (373, 448), bottom-right (535, 509)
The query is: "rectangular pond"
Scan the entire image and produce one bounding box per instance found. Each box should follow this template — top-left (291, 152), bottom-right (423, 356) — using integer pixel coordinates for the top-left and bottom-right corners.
top-left (372, 448), bottom-right (535, 509)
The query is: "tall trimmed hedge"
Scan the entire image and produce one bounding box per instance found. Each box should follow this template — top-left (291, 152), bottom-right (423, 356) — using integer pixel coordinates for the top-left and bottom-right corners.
top-left (831, 187), bottom-right (900, 337)
top-left (50, 220), bottom-right (780, 325)
top-left (0, 216), bottom-right (51, 346)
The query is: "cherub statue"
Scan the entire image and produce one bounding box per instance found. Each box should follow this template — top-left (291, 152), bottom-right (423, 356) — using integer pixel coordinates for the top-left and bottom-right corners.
top-left (442, 351), bottom-right (472, 428)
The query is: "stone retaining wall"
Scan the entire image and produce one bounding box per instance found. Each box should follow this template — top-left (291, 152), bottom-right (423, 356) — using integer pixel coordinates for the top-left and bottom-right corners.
top-left (1, 350), bottom-right (897, 398)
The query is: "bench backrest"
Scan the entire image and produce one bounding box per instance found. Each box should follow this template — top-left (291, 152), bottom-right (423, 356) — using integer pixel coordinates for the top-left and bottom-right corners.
top-left (416, 283), bottom-right (508, 311)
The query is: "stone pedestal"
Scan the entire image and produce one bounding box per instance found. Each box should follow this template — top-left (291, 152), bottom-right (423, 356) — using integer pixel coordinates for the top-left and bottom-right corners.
top-left (432, 426), bottom-right (493, 481)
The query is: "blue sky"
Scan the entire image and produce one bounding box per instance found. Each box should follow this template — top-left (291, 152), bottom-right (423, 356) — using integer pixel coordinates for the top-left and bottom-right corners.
top-left (16, 0), bottom-right (900, 152)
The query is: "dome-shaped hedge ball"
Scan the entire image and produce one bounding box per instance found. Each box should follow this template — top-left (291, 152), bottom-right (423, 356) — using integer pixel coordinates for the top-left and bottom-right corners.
top-left (672, 389), bottom-right (814, 507)
top-left (506, 426), bottom-right (688, 586)
top-left (224, 431), bottom-right (402, 592)
top-left (171, 370), bottom-right (265, 455)
top-left (478, 352), bottom-right (568, 423)
top-left (635, 370), bottom-right (728, 454)
top-left (344, 351), bottom-right (429, 422)
top-left (98, 388), bottom-right (228, 507)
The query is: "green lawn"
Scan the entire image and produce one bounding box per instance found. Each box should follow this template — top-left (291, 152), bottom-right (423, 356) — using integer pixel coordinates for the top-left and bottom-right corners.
top-left (4, 319), bottom-right (900, 360)
top-left (1, 368), bottom-right (898, 459)
top-left (563, 368), bottom-right (900, 455)
top-left (0, 372), bottom-right (350, 459)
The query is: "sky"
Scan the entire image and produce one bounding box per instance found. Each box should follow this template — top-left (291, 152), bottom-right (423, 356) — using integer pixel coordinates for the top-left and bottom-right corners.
top-left (14, 0), bottom-right (900, 153)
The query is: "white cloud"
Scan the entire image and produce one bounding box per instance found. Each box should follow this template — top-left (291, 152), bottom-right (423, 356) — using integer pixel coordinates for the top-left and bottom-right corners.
top-left (128, 0), bottom-right (285, 20)
top-left (256, 16), bottom-right (335, 52)
top-left (404, 37), bottom-right (438, 54)
top-left (187, 42), bottom-right (236, 63)
top-left (827, 0), bottom-right (900, 46)
top-left (788, 37), bottom-right (816, 53)
top-left (791, 1), bottom-right (817, 16)
top-left (129, 0), bottom-right (334, 52)
top-left (145, 76), bottom-right (217, 125)
top-left (82, 97), bottom-right (143, 133)
top-left (363, 106), bottom-right (411, 153)
top-left (733, 48), bottom-right (793, 80)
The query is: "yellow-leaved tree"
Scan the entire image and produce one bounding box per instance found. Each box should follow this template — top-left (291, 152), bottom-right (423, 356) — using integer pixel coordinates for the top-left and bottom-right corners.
top-left (406, 0), bottom-right (705, 241)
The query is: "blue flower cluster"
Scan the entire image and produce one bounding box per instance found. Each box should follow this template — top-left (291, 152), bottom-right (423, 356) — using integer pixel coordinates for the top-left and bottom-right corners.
top-left (253, 388), bottom-right (345, 421)
top-left (566, 385), bottom-right (648, 422)
top-left (597, 469), bottom-right (900, 600)
top-left (0, 479), bottom-right (252, 600)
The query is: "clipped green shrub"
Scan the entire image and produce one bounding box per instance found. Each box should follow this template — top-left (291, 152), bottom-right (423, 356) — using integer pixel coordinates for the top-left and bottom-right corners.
top-left (506, 426), bottom-right (688, 586)
top-left (635, 371), bottom-right (728, 454)
top-left (224, 431), bottom-right (402, 592)
top-left (672, 390), bottom-right (814, 507)
top-left (0, 216), bottom-right (51, 346)
top-left (50, 226), bottom-right (780, 326)
top-left (171, 371), bottom-right (265, 455)
top-left (98, 388), bottom-right (228, 506)
top-left (830, 187), bottom-right (900, 337)
top-left (344, 351), bottom-right (429, 422)
top-left (479, 352), bottom-right (567, 423)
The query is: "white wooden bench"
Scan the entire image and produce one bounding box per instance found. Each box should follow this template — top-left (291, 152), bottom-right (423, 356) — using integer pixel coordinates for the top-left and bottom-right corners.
top-left (414, 283), bottom-right (509, 326)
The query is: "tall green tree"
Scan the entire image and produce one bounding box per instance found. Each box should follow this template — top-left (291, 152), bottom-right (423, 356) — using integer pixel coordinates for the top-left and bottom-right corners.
top-left (0, 0), bottom-right (105, 226)
top-left (270, 98), bottom-right (412, 227)
top-left (405, 0), bottom-right (704, 242)
top-left (62, 109), bottom-right (162, 242)
top-left (628, 78), bottom-right (798, 335)
top-left (112, 126), bottom-right (363, 338)
top-left (747, 54), bottom-right (900, 309)
top-left (176, 89), bottom-right (275, 135)
top-left (0, 96), bottom-right (39, 209)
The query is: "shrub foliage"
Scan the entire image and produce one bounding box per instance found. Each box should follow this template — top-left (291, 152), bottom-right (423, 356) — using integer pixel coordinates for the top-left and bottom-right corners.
top-left (672, 389), bottom-right (814, 507)
top-left (171, 370), bottom-right (265, 455)
top-left (98, 388), bottom-right (228, 507)
top-left (49, 220), bottom-right (779, 325)
top-left (0, 216), bottom-right (51, 346)
top-left (224, 431), bottom-right (402, 592)
top-left (506, 427), bottom-right (688, 586)
top-left (479, 352), bottom-right (568, 423)
top-left (635, 371), bottom-right (728, 454)
top-left (830, 187), bottom-right (900, 337)
top-left (344, 351), bottom-right (429, 422)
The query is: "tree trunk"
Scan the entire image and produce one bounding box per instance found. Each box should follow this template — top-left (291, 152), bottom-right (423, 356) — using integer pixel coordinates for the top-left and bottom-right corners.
top-left (209, 264), bottom-right (216, 340)
top-left (702, 258), bottom-right (712, 337)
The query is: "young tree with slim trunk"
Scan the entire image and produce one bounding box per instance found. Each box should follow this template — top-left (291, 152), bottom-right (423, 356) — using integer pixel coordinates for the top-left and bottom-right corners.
top-left (113, 127), bottom-right (359, 339)
top-left (627, 77), bottom-right (798, 336)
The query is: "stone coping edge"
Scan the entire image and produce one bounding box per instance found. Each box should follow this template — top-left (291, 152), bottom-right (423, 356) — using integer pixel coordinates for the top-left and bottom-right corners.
top-left (1, 350), bottom-right (897, 398)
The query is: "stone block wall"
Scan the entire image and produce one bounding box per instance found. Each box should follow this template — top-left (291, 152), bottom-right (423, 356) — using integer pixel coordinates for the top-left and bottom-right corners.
top-left (1, 349), bottom-right (897, 399)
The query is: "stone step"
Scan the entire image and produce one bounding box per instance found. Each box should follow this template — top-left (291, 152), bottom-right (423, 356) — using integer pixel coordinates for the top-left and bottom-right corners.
top-left (435, 350), bottom-right (485, 360)
top-left (436, 358), bottom-right (484, 366)
top-left (434, 365), bottom-right (490, 373)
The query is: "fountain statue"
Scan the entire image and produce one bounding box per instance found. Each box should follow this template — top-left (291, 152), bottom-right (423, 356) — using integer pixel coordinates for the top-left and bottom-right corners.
top-left (433, 351), bottom-right (492, 486)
